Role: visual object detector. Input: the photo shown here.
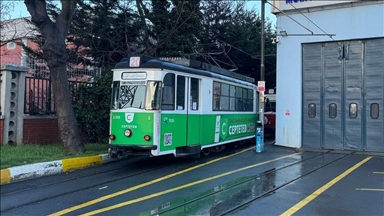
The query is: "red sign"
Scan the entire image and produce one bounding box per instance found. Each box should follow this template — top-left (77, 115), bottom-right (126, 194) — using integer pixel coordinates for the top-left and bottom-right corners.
top-left (285, 109), bottom-right (290, 116)
top-left (258, 81), bottom-right (265, 92)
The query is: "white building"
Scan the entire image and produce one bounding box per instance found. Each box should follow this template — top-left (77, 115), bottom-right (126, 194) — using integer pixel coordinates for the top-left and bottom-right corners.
top-left (271, 0), bottom-right (384, 152)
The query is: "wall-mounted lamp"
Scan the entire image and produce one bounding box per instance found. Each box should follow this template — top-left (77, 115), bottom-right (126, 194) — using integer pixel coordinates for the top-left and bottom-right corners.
top-left (280, 31), bottom-right (288, 37)
top-left (272, 37), bottom-right (279, 44)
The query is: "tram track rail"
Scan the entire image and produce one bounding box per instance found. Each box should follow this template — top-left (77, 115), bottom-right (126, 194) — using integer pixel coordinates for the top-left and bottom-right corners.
top-left (1, 152), bottom-right (208, 213)
top-left (0, 144), bottom-right (255, 214)
top-left (152, 150), bottom-right (356, 216)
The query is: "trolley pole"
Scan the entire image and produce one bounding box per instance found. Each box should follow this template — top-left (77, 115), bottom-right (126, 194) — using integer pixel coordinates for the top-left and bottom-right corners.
top-left (256, 0), bottom-right (266, 152)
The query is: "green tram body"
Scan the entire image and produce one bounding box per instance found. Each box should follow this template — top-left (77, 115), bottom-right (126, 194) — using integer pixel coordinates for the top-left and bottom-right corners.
top-left (108, 56), bottom-right (259, 158)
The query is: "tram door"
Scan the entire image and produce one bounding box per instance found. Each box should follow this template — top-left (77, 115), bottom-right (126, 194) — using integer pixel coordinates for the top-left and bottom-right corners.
top-left (186, 77), bottom-right (200, 145)
top-left (175, 76), bottom-right (200, 146)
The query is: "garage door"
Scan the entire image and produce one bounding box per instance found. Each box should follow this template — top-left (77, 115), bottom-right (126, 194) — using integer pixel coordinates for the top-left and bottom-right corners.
top-left (302, 38), bottom-right (384, 152)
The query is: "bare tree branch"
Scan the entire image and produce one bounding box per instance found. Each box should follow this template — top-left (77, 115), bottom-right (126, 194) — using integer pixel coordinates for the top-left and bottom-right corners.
top-left (57, 0), bottom-right (77, 38)
top-left (24, 0), bottom-right (51, 31)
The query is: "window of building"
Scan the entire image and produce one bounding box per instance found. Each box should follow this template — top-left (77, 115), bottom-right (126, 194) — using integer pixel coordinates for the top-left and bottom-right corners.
top-left (7, 42), bottom-right (16, 50)
top-left (329, 103), bottom-right (337, 118)
top-left (349, 103), bottom-right (358, 118)
top-left (308, 103), bottom-right (316, 118)
top-left (370, 103), bottom-right (379, 119)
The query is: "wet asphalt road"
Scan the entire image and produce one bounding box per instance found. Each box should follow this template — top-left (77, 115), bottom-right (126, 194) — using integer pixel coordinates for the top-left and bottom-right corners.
top-left (1, 140), bottom-right (383, 216)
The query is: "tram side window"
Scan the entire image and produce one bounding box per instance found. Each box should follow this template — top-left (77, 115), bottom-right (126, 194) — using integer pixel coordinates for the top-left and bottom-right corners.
top-left (229, 85), bottom-right (236, 111)
top-left (162, 73), bottom-right (175, 110)
top-left (213, 82), bottom-right (221, 110)
top-left (236, 86), bottom-right (243, 111)
top-left (212, 81), bottom-right (253, 112)
top-left (176, 76), bottom-right (185, 110)
top-left (245, 89), bottom-right (253, 111)
top-left (220, 83), bottom-right (230, 110)
top-left (190, 78), bottom-right (199, 110)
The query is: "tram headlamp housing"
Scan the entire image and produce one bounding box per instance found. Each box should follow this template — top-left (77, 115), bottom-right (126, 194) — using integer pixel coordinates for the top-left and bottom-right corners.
top-left (144, 135), bottom-right (151, 141)
top-left (124, 129), bottom-right (133, 137)
top-left (109, 134), bottom-right (116, 140)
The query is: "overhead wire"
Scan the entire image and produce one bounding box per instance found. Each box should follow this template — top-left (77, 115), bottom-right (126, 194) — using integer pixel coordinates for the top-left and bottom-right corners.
top-left (265, 0), bottom-right (313, 34)
top-left (288, 2), bottom-right (336, 41)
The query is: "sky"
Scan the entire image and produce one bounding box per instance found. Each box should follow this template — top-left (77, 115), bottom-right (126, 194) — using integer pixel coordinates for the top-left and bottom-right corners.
top-left (9, 1), bottom-right (276, 24)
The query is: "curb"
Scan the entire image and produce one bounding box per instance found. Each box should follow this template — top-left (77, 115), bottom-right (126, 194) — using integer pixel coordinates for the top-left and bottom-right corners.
top-left (0, 140), bottom-right (277, 185)
top-left (0, 153), bottom-right (116, 185)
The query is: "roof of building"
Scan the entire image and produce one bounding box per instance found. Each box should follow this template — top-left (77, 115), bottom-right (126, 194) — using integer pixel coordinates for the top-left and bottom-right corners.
top-left (1, 17), bottom-right (39, 41)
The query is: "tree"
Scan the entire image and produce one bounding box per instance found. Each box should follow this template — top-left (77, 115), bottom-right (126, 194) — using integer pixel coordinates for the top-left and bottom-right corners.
top-left (136, 0), bottom-right (202, 57)
top-left (1, 2), bottom-right (34, 49)
top-left (198, 0), bottom-right (276, 88)
top-left (25, 0), bottom-right (85, 153)
top-left (0, 1), bottom-right (14, 43)
top-left (69, 0), bottom-right (143, 67)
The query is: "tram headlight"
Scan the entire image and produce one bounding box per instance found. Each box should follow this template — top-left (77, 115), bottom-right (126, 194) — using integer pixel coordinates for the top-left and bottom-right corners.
top-left (124, 129), bottom-right (133, 137)
top-left (109, 134), bottom-right (116, 140)
top-left (144, 135), bottom-right (151, 141)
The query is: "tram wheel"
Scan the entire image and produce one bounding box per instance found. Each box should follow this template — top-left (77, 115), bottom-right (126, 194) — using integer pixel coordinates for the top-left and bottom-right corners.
top-left (201, 148), bottom-right (211, 156)
top-left (214, 145), bottom-right (225, 152)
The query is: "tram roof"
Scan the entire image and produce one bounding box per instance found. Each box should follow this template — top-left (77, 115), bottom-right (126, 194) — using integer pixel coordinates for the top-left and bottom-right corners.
top-left (114, 56), bottom-right (255, 84)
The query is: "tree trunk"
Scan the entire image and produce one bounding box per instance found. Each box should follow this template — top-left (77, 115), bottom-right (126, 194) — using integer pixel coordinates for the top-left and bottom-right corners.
top-left (44, 37), bottom-right (85, 153)
top-left (25, 0), bottom-right (85, 153)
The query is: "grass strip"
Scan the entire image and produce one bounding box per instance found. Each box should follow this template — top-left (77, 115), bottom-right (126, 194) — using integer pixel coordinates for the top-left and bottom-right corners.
top-left (0, 143), bottom-right (108, 169)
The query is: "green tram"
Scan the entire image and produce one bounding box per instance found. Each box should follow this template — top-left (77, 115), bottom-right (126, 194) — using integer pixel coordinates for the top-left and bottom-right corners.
top-left (108, 56), bottom-right (259, 158)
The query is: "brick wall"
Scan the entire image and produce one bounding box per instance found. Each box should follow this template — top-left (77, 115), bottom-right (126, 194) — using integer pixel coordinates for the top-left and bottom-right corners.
top-left (23, 117), bottom-right (60, 144)
top-left (0, 118), bottom-right (3, 144)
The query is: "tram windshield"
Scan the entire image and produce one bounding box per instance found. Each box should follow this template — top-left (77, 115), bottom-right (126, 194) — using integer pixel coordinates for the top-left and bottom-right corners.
top-left (111, 81), bottom-right (162, 110)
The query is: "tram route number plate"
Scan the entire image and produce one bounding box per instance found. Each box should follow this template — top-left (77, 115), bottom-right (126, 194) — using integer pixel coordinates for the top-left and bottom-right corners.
top-left (129, 57), bottom-right (141, 67)
top-left (258, 81), bottom-right (265, 92)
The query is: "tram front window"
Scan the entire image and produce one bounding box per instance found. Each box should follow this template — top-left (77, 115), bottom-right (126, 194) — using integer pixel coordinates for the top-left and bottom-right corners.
top-left (119, 84), bottom-right (146, 109)
top-left (111, 81), bottom-right (162, 110)
top-left (145, 81), bottom-right (162, 110)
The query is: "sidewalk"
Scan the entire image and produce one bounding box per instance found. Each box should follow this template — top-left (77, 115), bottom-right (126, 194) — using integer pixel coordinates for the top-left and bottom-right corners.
top-left (1, 153), bottom-right (116, 185)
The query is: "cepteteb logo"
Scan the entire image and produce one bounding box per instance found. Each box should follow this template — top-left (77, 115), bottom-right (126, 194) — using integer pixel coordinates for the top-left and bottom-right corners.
top-left (125, 113), bottom-right (134, 123)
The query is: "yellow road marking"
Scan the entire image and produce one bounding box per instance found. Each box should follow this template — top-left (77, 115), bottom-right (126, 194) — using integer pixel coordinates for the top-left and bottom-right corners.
top-left (80, 153), bottom-right (300, 215)
top-left (356, 188), bottom-right (384, 192)
top-left (280, 156), bottom-right (372, 216)
top-left (50, 146), bottom-right (258, 215)
top-left (373, 172), bottom-right (384, 175)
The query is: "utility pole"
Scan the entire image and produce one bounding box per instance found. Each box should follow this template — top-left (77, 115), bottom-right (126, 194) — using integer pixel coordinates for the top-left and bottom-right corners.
top-left (259, 0), bottom-right (266, 148)
top-left (260, 0), bottom-right (265, 83)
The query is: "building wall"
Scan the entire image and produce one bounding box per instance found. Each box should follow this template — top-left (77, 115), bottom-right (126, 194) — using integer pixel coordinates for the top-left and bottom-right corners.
top-left (275, 3), bottom-right (384, 148)
top-left (0, 118), bottom-right (3, 144)
top-left (0, 39), bottom-right (38, 66)
top-left (23, 117), bottom-right (60, 144)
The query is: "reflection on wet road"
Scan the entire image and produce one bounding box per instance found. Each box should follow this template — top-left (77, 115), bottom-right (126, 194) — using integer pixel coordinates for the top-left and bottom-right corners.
top-left (79, 153), bottom-right (300, 215)
top-left (139, 152), bottom-right (349, 216)
top-left (137, 170), bottom-right (276, 216)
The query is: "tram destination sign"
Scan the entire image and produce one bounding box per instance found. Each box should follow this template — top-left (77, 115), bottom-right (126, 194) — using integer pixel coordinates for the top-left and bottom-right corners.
top-left (121, 72), bottom-right (147, 80)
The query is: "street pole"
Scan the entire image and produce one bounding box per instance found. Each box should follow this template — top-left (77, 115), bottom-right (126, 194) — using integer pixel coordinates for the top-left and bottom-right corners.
top-left (260, 0), bottom-right (265, 147)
